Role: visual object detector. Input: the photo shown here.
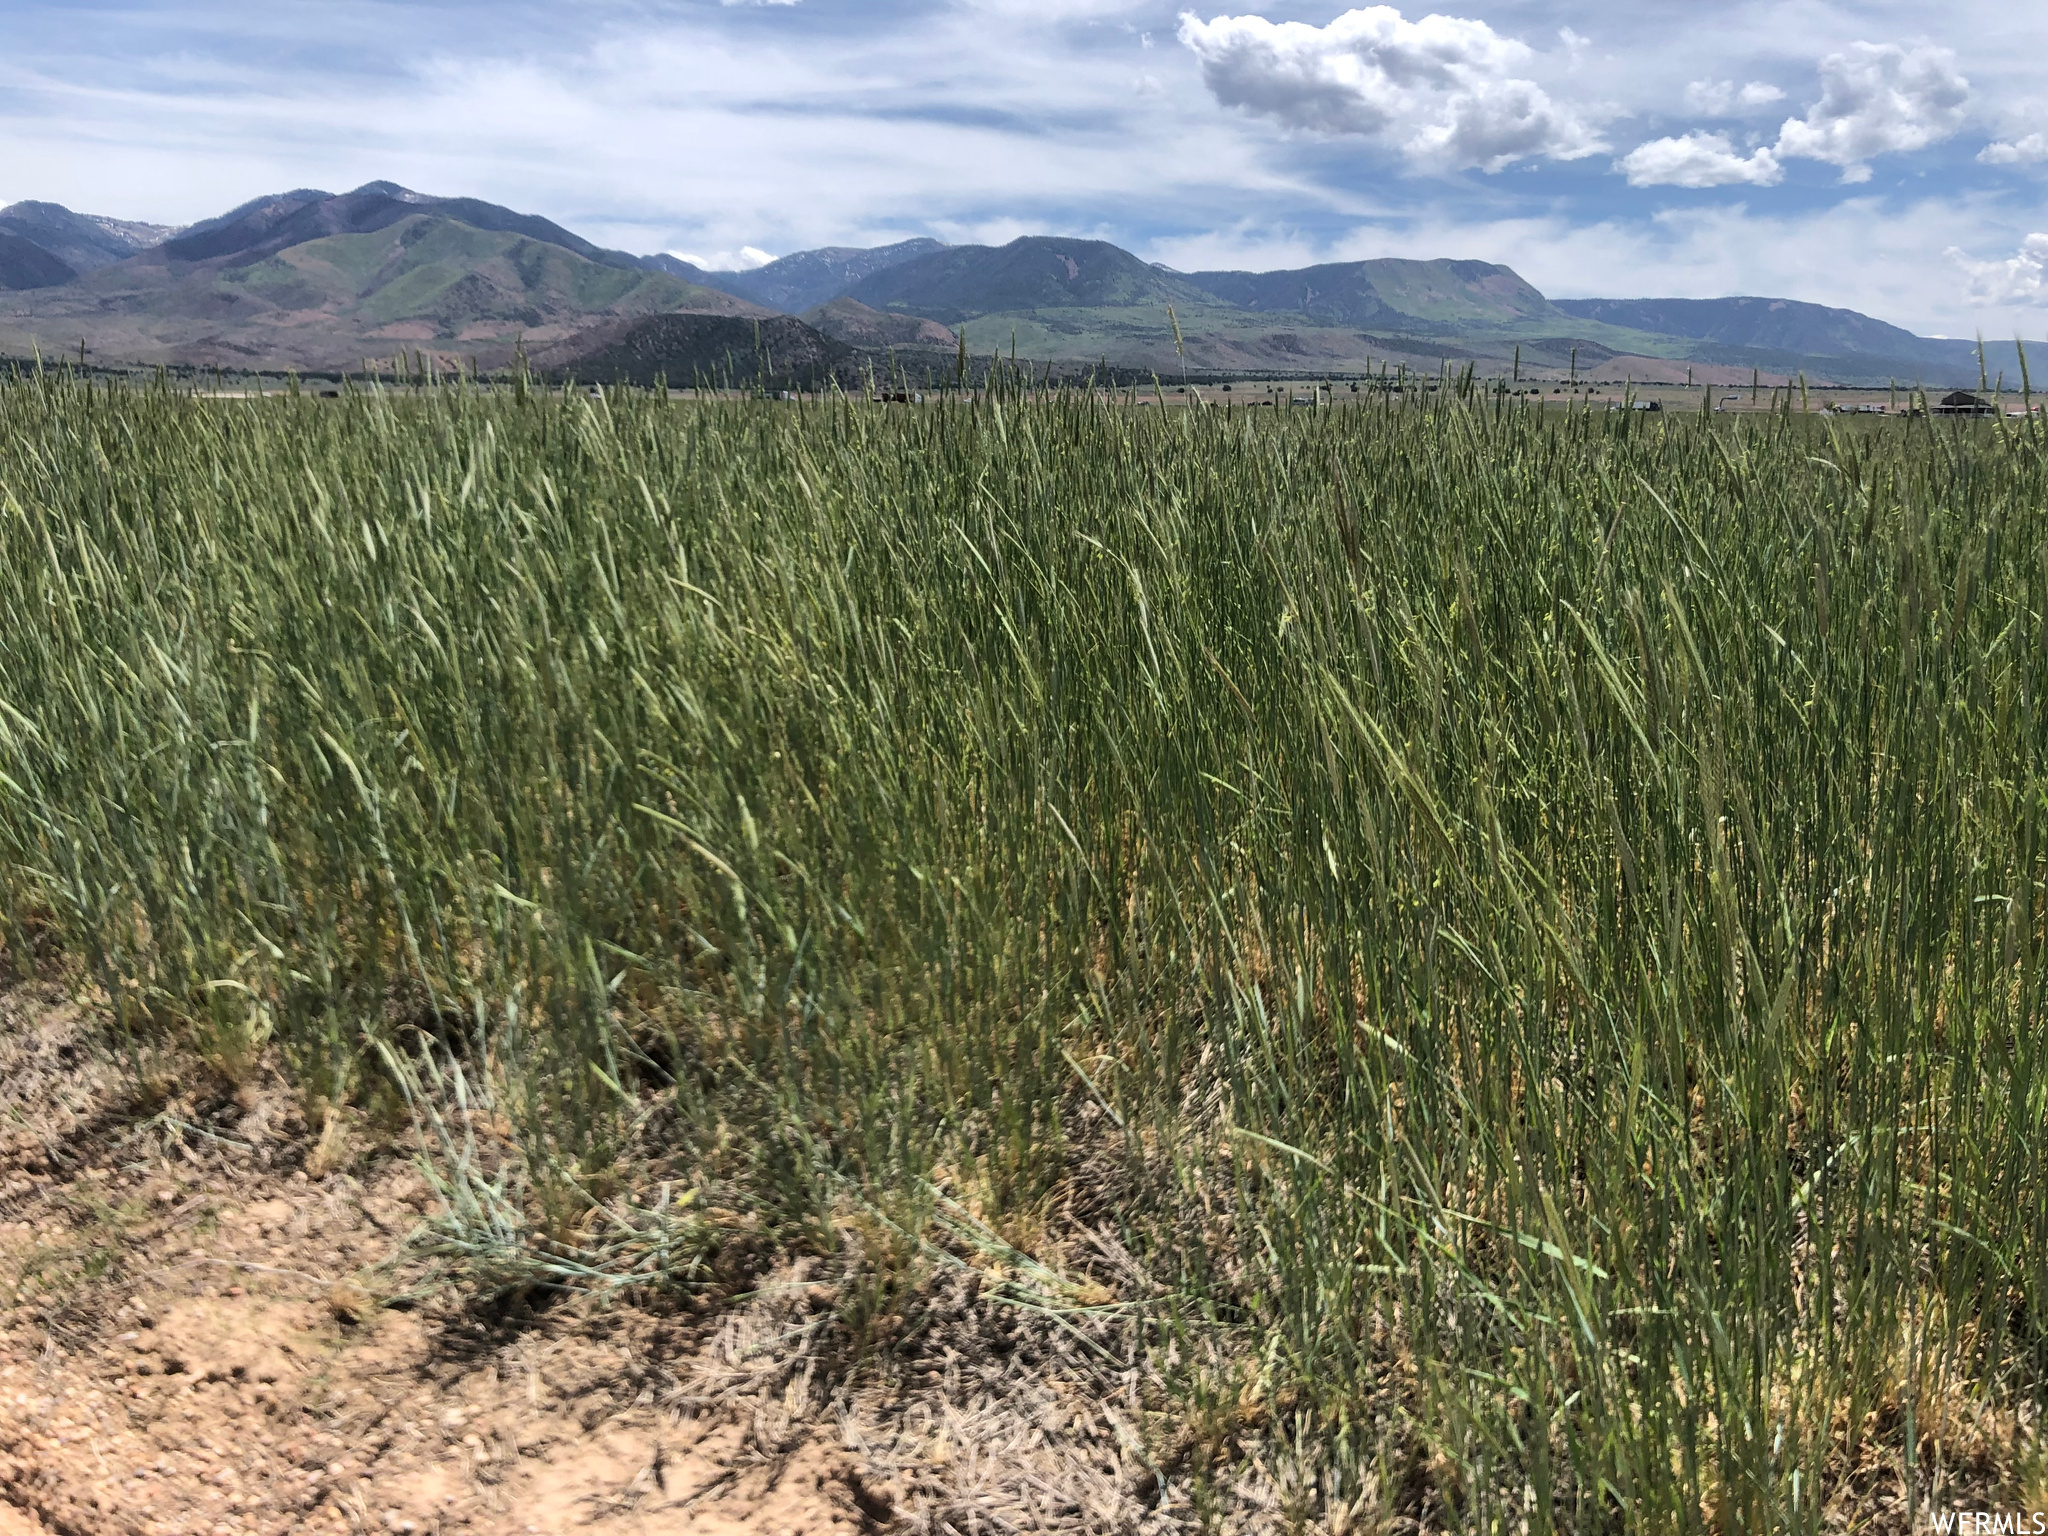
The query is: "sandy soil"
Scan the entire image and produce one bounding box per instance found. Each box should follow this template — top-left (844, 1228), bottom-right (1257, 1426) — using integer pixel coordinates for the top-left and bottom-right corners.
top-left (0, 972), bottom-right (1207, 1536)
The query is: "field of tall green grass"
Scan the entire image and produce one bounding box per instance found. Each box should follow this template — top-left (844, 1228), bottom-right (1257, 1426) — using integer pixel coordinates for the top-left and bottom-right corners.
top-left (0, 372), bottom-right (2043, 1530)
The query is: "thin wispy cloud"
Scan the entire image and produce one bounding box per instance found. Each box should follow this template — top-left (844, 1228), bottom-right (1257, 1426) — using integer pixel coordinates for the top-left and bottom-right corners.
top-left (1683, 80), bottom-right (1785, 115)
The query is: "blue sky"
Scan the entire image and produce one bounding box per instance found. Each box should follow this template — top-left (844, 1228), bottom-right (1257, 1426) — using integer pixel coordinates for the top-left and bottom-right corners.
top-left (2, 0), bottom-right (2042, 335)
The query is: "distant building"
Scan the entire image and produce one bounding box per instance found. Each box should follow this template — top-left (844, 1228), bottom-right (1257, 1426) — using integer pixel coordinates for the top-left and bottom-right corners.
top-left (1933, 390), bottom-right (1995, 415)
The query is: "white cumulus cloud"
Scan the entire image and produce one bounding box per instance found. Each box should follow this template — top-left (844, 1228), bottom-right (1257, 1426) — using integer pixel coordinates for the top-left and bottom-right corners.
top-left (1947, 233), bottom-right (2048, 306)
top-left (1980, 133), bottom-right (2048, 165)
top-left (1772, 42), bottom-right (1969, 183)
top-left (1625, 44), bottom-right (1968, 190)
top-left (1616, 132), bottom-right (1782, 188)
top-left (1175, 6), bottom-right (1603, 173)
top-left (1682, 79), bottom-right (1785, 115)
top-left (671, 245), bottom-right (777, 270)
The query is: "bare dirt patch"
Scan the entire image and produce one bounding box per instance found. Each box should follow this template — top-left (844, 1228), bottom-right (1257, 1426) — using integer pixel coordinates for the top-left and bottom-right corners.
top-left (0, 975), bottom-right (1209, 1535)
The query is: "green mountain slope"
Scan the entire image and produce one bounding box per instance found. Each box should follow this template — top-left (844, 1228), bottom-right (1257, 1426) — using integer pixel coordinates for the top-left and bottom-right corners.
top-left (841, 247), bottom-right (1729, 376)
top-left (211, 216), bottom-right (728, 331)
top-left (1551, 296), bottom-right (1983, 371)
top-left (846, 237), bottom-right (1212, 323)
top-left (2, 207), bottom-right (762, 371)
top-left (161, 182), bottom-right (650, 274)
top-left (536, 313), bottom-right (854, 388)
top-left (802, 297), bottom-right (956, 350)
top-left (1184, 258), bottom-right (1559, 332)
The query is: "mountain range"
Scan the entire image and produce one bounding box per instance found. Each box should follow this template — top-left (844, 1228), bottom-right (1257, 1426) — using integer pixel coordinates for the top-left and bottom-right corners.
top-left (0, 182), bottom-right (2019, 388)
top-left (650, 239), bottom-right (950, 315)
top-left (0, 201), bottom-right (179, 281)
top-left (0, 183), bottom-right (759, 372)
